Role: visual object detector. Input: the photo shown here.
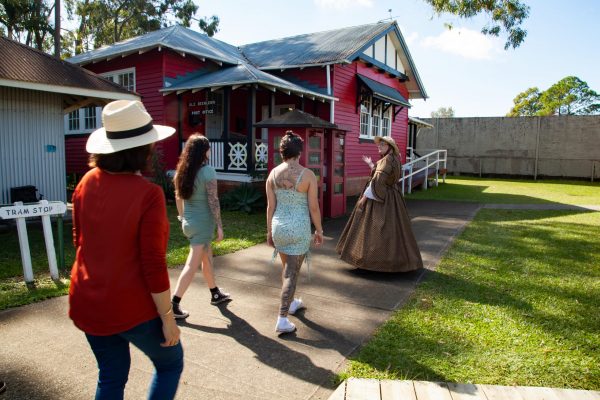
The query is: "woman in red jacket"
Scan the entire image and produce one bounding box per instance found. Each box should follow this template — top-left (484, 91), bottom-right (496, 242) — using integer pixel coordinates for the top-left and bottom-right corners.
top-left (69, 100), bottom-right (183, 400)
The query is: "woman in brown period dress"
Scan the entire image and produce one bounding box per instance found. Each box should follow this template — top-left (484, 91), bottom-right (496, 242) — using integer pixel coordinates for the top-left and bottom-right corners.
top-left (336, 136), bottom-right (423, 272)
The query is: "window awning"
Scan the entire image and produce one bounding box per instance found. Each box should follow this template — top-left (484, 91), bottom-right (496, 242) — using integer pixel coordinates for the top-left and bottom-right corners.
top-left (357, 74), bottom-right (411, 108)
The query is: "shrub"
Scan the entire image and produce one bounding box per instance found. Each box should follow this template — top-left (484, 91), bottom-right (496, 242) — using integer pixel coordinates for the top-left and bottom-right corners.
top-left (220, 184), bottom-right (265, 214)
top-left (149, 147), bottom-right (175, 201)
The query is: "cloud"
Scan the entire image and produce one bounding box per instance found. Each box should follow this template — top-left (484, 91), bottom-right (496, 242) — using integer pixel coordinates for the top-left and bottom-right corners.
top-left (313, 0), bottom-right (374, 9)
top-left (421, 27), bottom-right (500, 60)
top-left (403, 32), bottom-right (419, 46)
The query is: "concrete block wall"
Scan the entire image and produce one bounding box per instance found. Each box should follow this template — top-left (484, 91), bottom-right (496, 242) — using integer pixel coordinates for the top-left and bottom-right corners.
top-left (416, 115), bottom-right (600, 179)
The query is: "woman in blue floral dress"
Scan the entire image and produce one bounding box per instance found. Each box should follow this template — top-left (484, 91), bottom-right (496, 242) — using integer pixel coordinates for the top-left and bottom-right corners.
top-left (266, 131), bottom-right (324, 334)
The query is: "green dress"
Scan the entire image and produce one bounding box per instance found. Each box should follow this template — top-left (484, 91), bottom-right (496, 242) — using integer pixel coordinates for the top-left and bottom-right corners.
top-left (181, 165), bottom-right (217, 245)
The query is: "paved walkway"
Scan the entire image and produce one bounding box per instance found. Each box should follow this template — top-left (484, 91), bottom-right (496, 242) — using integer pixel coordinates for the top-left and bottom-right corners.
top-left (1, 200), bottom-right (595, 399)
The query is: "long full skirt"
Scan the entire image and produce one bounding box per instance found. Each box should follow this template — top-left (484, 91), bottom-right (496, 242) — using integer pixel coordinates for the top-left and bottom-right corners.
top-left (336, 192), bottom-right (423, 272)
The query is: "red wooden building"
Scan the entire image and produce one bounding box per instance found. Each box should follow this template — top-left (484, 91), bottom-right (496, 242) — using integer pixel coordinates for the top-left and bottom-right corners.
top-left (67, 21), bottom-right (427, 217)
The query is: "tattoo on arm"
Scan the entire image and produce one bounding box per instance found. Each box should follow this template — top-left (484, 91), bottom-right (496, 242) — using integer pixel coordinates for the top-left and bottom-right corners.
top-left (206, 179), bottom-right (222, 228)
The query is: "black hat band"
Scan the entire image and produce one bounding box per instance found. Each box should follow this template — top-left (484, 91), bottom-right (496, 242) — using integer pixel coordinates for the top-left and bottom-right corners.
top-left (106, 122), bottom-right (154, 140)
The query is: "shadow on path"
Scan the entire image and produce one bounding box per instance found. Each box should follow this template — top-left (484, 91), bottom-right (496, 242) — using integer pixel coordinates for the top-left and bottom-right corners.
top-left (181, 303), bottom-right (337, 389)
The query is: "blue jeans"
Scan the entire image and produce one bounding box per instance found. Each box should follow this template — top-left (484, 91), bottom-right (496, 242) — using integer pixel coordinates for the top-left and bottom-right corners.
top-left (86, 317), bottom-right (184, 400)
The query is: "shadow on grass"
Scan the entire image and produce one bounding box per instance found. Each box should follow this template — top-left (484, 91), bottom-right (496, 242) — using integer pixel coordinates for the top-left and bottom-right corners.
top-left (405, 179), bottom-right (600, 205)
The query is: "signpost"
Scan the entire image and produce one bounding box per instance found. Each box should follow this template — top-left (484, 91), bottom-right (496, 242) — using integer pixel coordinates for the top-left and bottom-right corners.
top-left (0, 200), bottom-right (67, 283)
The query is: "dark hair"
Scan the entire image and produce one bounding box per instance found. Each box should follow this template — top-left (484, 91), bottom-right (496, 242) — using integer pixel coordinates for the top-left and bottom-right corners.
top-left (174, 134), bottom-right (211, 199)
top-left (88, 144), bottom-right (153, 173)
top-left (279, 130), bottom-right (303, 160)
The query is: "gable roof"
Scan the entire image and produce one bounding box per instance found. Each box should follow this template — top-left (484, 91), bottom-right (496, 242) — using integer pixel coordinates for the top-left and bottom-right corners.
top-left (240, 21), bottom-right (427, 99)
top-left (68, 25), bottom-right (242, 67)
top-left (161, 63), bottom-right (335, 102)
top-left (0, 36), bottom-right (137, 101)
top-left (240, 22), bottom-right (393, 69)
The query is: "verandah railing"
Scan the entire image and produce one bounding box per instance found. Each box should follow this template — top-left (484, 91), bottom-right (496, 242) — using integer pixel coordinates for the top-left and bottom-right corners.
top-left (207, 138), bottom-right (268, 173)
top-left (399, 149), bottom-right (447, 194)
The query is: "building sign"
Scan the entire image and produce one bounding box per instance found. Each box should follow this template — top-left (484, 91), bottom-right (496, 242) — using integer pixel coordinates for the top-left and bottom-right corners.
top-left (1, 200), bottom-right (67, 283)
top-left (188, 99), bottom-right (216, 125)
top-left (0, 201), bottom-right (67, 219)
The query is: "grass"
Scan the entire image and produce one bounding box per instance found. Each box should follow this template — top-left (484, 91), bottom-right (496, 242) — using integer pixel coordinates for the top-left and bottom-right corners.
top-left (0, 204), bottom-right (266, 310)
top-left (341, 209), bottom-right (600, 389)
top-left (405, 176), bottom-right (600, 205)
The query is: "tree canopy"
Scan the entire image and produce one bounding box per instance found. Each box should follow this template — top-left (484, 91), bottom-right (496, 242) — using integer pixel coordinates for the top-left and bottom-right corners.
top-left (423, 0), bottom-right (530, 49)
top-left (431, 106), bottom-right (455, 118)
top-left (0, 0), bottom-right (55, 51)
top-left (63, 0), bottom-right (219, 56)
top-left (508, 77), bottom-right (600, 117)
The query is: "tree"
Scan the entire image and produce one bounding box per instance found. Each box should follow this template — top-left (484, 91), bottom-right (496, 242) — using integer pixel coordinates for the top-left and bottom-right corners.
top-left (507, 87), bottom-right (542, 116)
top-left (422, 0), bottom-right (530, 49)
top-left (0, 0), bottom-right (55, 51)
top-left (508, 77), bottom-right (600, 116)
top-left (431, 106), bottom-right (455, 118)
top-left (64, 0), bottom-right (219, 55)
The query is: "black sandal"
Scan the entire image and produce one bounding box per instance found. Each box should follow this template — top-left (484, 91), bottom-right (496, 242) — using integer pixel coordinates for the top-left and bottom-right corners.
top-left (0, 381), bottom-right (6, 394)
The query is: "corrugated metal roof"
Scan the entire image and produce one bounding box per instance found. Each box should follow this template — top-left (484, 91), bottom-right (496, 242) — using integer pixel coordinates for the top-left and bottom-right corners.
top-left (254, 109), bottom-right (338, 129)
top-left (0, 37), bottom-right (132, 95)
top-left (68, 25), bottom-right (242, 66)
top-left (240, 22), bottom-right (394, 69)
top-left (357, 74), bottom-right (411, 107)
top-left (409, 116), bottom-right (433, 128)
top-left (162, 63), bottom-right (335, 101)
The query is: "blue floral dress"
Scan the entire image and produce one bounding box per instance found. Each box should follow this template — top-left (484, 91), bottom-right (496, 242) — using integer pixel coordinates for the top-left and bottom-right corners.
top-left (271, 169), bottom-right (311, 256)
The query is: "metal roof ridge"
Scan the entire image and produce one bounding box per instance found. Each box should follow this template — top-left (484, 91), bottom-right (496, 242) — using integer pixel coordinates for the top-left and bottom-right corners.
top-left (241, 20), bottom-right (392, 47)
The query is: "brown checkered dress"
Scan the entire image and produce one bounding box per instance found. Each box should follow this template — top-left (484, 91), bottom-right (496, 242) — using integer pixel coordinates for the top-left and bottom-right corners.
top-left (336, 154), bottom-right (423, 272)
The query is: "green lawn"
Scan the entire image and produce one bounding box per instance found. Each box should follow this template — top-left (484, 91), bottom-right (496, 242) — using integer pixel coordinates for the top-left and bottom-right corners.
top-left (341, 209), bottom-right (600, 389)
top-left (0, 205), bottom-right (266, 310)
top-left (405, 176), bottom-right (600, 205)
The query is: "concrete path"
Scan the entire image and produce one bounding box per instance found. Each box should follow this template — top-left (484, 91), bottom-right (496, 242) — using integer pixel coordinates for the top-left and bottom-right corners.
top-left (0, 200), bottom-right (481, 400)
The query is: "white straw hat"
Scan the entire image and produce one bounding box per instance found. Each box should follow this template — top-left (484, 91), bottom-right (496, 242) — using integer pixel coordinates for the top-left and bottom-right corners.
top-left (86, 100), bottom-right (175, 154)
top-left (374, 136), bottom-right (400, 155)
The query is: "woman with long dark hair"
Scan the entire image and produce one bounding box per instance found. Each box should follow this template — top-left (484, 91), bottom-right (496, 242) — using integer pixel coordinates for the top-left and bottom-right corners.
top-left (266, 131), bottom-right (323, 334)
top-left (171, 134), bottom-right (230, 319)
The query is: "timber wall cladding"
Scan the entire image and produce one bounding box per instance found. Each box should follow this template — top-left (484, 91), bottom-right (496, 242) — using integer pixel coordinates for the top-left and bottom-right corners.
top-left (417, 115), bottom-right (600, 179)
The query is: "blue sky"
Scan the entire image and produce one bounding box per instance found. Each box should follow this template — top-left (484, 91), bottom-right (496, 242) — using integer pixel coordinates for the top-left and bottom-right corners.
top-left (193, 0), bottom-right (599, 118)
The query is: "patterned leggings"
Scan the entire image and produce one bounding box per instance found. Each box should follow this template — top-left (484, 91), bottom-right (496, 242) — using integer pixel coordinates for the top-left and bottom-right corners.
top-left (279, 254), bottom-right (305, 316)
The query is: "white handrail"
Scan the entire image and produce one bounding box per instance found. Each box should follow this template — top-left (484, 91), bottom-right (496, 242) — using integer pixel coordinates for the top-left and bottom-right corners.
top-left (399, 149), bottom-right (447, 194)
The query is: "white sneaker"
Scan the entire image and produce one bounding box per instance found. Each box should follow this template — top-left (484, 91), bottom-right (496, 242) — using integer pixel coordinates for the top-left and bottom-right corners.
top-left (288, 298), bottom-right (306, 315)
top-left (275, 317), bottom-right (296, 333)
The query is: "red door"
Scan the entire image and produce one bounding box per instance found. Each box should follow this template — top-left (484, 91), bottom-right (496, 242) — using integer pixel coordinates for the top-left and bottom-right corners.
top-left (325, 129), bottom-right (346, 218)
top-left (304, 129), bottom-right (324, 213)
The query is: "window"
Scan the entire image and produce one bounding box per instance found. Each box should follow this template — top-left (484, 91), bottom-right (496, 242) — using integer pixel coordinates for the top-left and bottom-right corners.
top-left (68, 110), bottom-right (80, 131)
top-left (84, 106), bottom-right (97, 130)
top-left (101, 68), bottom-right (136, 92)
top-left (371, 104), bottom-right (381, 137)
top-left (360, 98), bottom-right (371, 136)
top-left (360, 96), bottom-right (393, 139)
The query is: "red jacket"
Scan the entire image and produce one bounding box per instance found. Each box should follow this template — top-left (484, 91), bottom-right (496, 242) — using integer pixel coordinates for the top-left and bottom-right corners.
top-left (69, 168), bottom-right (170, 336)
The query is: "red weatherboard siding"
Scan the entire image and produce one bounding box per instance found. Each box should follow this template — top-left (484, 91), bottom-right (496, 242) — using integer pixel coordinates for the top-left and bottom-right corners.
top-left (65, 136), bottom-right (90, 175)
top-left (333, 61), bottom-right (409, 179)
top-left (163, 49), bottom-right (209, 79)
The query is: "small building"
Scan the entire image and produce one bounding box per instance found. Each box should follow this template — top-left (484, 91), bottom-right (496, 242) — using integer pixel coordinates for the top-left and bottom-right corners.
top-left (0, 37), bottom-right (137, 204)
top-left (67, 21), bottom-right (427, 216)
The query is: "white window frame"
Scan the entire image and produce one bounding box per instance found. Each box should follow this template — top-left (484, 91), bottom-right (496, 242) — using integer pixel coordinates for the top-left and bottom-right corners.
top-left (101, 67), bottom-right (136, 92)
top-left (359, 96), bottom-right (393, 139)
top-left (84, 106), bottom-right (97, 130)
top-left (65, 105), bottom-right (102, 134)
